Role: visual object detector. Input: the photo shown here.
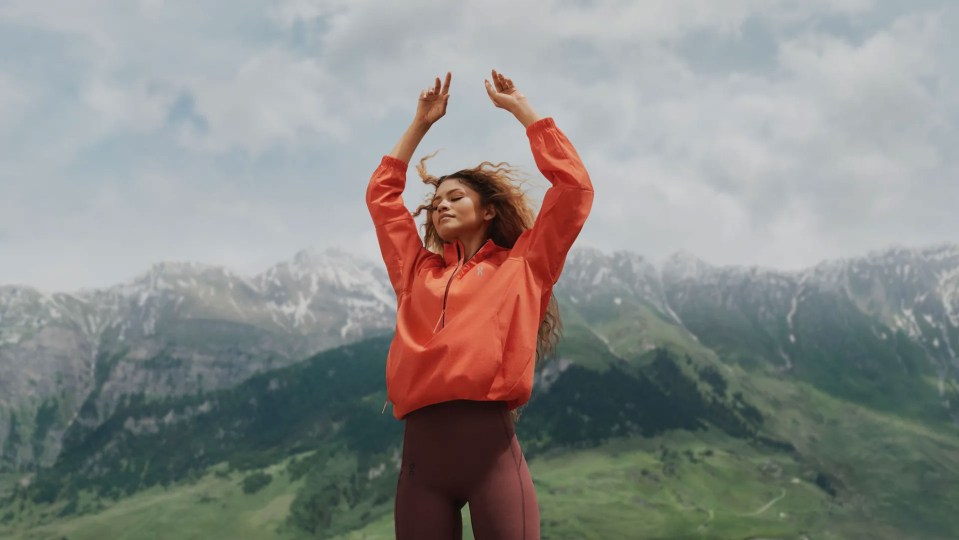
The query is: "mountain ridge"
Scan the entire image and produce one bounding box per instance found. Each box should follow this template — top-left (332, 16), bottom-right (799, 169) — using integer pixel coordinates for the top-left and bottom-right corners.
top-left (2, 241), bottom-right (958, 471)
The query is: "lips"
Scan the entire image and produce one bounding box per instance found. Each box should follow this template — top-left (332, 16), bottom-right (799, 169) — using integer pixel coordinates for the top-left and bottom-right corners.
top-left (439, 215), bottom-right (454, 222)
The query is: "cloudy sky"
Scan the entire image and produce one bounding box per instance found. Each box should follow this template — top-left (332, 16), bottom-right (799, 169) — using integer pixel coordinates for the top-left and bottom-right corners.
top-left (1, 0), bottom-right (956, 291)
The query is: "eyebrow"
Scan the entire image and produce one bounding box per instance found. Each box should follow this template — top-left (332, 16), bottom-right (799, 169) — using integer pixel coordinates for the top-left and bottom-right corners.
top-left (432, 188), bottom-right (465, 203)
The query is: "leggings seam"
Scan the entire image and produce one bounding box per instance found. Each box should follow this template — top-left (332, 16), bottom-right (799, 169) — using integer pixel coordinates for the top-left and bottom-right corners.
top-left (499, 409), bottom-right (526, 540)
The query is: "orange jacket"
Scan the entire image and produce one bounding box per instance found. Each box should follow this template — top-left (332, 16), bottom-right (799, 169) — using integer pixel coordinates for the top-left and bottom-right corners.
top-left (366, 117), bottom-right (593, 420)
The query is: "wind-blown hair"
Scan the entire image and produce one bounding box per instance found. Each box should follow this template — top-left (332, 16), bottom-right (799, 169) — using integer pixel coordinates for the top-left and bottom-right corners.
top-left (410, 151), bottom-right (563, 424)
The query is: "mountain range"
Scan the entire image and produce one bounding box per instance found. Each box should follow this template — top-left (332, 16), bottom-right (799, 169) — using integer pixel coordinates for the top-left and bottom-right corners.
top-left (1, 242), bottom-right (958, 538)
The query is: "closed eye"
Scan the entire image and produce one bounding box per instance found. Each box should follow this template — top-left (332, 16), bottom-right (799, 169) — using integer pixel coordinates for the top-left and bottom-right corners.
top-left (430, 197), bottom-right (463, 211)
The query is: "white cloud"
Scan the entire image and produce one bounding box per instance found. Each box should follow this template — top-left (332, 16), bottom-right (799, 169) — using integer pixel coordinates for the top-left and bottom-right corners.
top-left (179, 48), bottom-right (349, 154)
top-left (82, 79), bottom-right (174, 133)
top-left (0, 74), bottom-right (27, 110)
top-left (0, 0), bottom-right (956, 290)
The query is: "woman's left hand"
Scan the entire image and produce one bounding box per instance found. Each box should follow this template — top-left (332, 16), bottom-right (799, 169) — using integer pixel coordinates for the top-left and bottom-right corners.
top-left (484, 69), bottom-right (526, 111)
top-left (484, 69), bottom-right (540, 128)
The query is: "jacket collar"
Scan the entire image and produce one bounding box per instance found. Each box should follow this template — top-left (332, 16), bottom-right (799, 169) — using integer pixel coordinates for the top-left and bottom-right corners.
top-left (442, 237), bottom-right (503, 267)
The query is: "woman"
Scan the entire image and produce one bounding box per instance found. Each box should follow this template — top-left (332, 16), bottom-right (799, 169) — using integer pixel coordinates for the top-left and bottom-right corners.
top-left (365, 69), bottom-right (593, 539)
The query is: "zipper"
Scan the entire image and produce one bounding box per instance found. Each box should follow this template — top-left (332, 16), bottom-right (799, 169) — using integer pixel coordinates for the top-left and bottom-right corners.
top-left (434, 240), bottom-right (464, 333)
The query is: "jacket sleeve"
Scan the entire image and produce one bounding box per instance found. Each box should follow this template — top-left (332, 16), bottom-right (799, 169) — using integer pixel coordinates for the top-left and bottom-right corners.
top-left (365, 155), bottom-right (436, 297)
top-left (511, 117), bottom-right (594, 285)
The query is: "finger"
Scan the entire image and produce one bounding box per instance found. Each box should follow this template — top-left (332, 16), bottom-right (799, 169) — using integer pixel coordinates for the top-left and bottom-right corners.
top-left (484, 79), bottom-right (497, 100)
top-left (484, 80), bottom-right (503, 107)
top-left (433, 76), bottom-right (441, 94)
top-left (441, 71), bottom-right (452, 95)
top-left (498, 71), bottom-right (511, 91)
top-left (491, 69), bottom-right (503, 92)
top-left (493, 71), bottom-right (503, 92)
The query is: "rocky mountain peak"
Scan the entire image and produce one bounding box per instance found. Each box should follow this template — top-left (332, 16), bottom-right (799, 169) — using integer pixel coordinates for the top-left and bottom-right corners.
top-left (661, 250), bottom-right (713, 282)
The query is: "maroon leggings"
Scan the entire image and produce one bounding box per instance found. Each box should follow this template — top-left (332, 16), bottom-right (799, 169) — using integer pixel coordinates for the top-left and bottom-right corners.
top-left (395, 399), bottom-right (540, 539)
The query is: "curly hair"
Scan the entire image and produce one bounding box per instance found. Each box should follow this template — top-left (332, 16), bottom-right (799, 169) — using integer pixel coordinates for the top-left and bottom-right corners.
top-left (410, 151), bottom-right (563, 424)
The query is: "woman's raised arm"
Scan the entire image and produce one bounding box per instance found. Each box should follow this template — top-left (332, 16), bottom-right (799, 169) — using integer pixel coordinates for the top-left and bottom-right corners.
top-left (485, 69), bottom-right (594, 286)
top-left (389, 72), bottom-right (452, 163)
top-left (366, 72), bottom-right (452, 298)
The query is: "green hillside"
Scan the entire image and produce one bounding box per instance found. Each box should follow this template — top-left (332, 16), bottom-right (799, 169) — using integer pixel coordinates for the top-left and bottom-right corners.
top-left (5, 397), bottom-right (957, 540)
top-left (2, 311), bottom-right (959, 539)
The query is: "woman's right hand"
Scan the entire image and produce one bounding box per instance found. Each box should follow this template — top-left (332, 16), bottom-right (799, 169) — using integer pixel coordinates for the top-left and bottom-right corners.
top-left (413, 72), bottom-right (452, 128)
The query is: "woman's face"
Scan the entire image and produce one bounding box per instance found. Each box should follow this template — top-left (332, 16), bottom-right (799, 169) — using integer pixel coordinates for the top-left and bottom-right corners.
top-left (430, 178), bottom-right (493, 241)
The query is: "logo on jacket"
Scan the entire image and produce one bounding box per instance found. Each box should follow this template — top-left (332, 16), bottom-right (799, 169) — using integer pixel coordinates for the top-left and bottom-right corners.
top-left (477, 266), bottom-right (484, 277)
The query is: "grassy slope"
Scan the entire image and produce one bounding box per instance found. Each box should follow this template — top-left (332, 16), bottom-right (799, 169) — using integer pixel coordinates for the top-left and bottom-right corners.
top-left (6, 374), bottom-right (958, 540)
top-left (4, 431), bottom-right (829, 540)
top-left (746, 375), bottom-right (959, 539)
top-left (1, 459), bottom-right (304, 540)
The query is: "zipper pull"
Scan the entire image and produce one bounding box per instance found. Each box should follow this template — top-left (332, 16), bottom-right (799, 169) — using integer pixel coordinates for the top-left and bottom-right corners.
top-left (432, 309), bottom-right (445, 333)
top-left (382, 399), bottom-right (390, 414)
